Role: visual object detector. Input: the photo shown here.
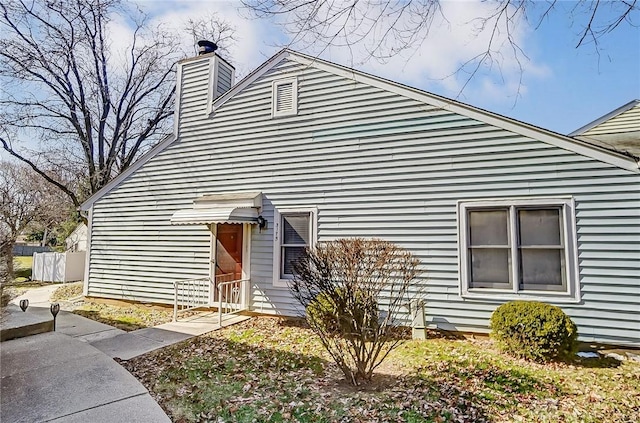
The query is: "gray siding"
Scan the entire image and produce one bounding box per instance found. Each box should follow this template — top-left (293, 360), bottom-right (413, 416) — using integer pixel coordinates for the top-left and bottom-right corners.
top-left (583, 103), bottom-right (640, 136)
top-left (88, 56), bottom-right (640, 345)
top-left (216, 61), bottom-right (233, 98)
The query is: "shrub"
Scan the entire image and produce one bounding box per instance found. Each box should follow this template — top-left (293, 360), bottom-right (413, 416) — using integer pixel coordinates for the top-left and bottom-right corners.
top-left (290, 238), bottom-right (421, 385)
top-left (306, 287), bottom-right (379, 337)
top-left (490, 300), bottom-right (578, 362)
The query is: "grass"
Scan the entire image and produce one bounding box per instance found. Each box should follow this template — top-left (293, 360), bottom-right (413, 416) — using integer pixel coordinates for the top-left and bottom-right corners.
top-left (13, 256), bottom-right (33, 282)
top-left (123, 317), bottom-right (640, 423)
top-left (72, 301), bottom-right (176, 331)
top-left (3, 257), bottom-right (52, 300)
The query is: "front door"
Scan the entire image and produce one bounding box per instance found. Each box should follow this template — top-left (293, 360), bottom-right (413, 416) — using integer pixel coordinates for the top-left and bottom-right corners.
top-left (214, 223), bottom-right (243, 304)
top-left (216, 223), bottom-right (243, 281)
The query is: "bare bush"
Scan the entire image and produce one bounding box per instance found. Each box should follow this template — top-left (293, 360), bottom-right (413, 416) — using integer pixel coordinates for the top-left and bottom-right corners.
top-left (290, 238), bottom-right (421, 385)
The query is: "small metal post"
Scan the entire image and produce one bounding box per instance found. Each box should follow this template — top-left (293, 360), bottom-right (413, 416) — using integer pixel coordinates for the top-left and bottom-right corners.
top-left (50, 303), bottom-right (60, 330)
top-left (173, 282), bottom-right (178, 322)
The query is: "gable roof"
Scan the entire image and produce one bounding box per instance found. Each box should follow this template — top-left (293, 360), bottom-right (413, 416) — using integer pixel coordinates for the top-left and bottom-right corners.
top-left (213, 50), bottom-right (638, 172)
top-left (80, 134), bottom-right (175, 211)
top-left (568, 100), bottom-right (640, 159)
top-left (569, 99), bottom-right (640, 136)
top-left (80, 49), bottom-right (640, 211)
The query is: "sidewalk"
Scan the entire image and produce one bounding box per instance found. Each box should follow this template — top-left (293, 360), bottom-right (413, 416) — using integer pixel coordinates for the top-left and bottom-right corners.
top-left (1, 331), bottom-right (170, 423)
top-left (2, 285), bottom-right (249, 422)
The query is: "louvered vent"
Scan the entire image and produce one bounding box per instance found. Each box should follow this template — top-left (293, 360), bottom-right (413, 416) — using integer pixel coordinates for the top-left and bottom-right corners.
top-left (276, 82), bottom-right (293, 112)
top-left (215, 60), bottom-right (233, 99)
top-left (272, 78), bottom-right (297, 117)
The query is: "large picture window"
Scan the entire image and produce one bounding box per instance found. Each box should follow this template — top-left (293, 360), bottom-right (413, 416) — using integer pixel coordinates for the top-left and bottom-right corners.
top-left (273, 208), bottom-right (316, 287)
top-left (458, 198), bottom-right (579, 302)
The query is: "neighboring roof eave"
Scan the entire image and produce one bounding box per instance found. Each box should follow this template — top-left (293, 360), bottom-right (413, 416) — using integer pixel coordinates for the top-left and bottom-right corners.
top-left (79, 134), bottom-right (176, 211)
top-left (569, 99), bottom-right (640, 136)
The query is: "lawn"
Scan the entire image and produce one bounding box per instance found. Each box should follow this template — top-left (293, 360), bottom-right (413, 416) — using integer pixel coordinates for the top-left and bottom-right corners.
top-left (72, 301), bottom-right (177, 331)
top-left (13, 256), bottom-right (33, 282)
top-left (48, 282), bottom-right (177, 331)
top-left (2, 256), bottom-right (51, 300)
top-left (123, 317), bottom-right (640, 423)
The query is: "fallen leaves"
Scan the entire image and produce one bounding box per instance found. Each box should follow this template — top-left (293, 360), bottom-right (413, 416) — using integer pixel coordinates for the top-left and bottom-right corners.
top-left (122, 317), bottom-right (640, 423)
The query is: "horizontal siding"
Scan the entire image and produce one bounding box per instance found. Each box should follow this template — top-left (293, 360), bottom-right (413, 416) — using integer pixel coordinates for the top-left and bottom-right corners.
top-left (88, 57), bottom-right (640, 346)
top-left (216, 60), bottom-right (233, 96)
top-left (583, 103), bottom-right (640, 135)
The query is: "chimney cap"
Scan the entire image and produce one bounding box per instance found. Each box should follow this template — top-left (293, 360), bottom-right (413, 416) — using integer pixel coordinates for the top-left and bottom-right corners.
top-left (197, 40), bottom-right (218, 55)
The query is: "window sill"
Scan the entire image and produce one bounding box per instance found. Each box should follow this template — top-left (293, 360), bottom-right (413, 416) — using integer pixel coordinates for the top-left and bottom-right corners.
top-left (273, 279), bottom-right (292, 289)
top-left (271, 112), bottom-right (297, 119)
top-left (461, 289), bottom-right (581, 304)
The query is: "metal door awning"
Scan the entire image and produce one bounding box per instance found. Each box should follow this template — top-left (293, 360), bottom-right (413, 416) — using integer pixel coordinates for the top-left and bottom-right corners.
top-left (170, 191), bottom-right (262, 225)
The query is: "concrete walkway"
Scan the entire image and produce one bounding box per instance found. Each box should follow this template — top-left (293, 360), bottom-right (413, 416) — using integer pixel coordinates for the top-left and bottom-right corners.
top-left (1, 331), bottom-right (170, 422)
top-left (2, 285), bottom-right (249, 422)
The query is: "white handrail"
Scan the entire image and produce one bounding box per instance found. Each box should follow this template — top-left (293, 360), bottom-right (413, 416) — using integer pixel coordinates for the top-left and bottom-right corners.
top-left (217, 279), bottom-right (249, 327)
top-left (173, 277), bottom-right (211, 322)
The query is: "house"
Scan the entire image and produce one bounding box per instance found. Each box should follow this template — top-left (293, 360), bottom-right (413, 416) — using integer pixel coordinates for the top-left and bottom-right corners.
top-left (65, 223), bottom-right (88, 252)
top-left (80, 48), bottom-right (640, 346)
top-left (569, 99), bottom-right (640, 159)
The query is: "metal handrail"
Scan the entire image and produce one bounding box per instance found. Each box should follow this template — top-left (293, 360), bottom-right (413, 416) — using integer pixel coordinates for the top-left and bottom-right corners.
top-left (173, 277), bottom-right (212, 322)
top-left (217, 279), bottom-right (249, 327)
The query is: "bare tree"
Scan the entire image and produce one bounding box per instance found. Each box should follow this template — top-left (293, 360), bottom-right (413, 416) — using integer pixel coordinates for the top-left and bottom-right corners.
top-left (0, 161), bottom-right (70, 282)
top-left (290, 238), bottom-right (421, 385)
top-left (242, 0), bottom-right (638, 90)
top-left (0, 0), bottom-right (235, 209)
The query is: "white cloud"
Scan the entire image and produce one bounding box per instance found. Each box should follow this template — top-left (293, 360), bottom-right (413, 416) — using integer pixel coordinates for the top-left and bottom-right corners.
top-left (111, 0), bottom-right (550, 106)
top-left (129, 0), bottom-right (282, 77)
top-left (279, 0), bottom-right (551, 105)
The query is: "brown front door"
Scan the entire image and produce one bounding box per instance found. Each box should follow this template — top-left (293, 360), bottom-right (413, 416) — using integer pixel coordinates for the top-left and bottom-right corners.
top-left (216, 223), bottom-right (243, 281)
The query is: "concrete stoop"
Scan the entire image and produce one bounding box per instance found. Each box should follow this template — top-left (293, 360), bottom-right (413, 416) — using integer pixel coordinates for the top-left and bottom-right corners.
top-left (0, 305), bottom-right (53, 341)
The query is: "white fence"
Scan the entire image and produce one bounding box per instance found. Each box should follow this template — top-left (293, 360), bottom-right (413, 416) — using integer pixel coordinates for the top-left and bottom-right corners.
top-left (32, 252), bottom-right (86, 282)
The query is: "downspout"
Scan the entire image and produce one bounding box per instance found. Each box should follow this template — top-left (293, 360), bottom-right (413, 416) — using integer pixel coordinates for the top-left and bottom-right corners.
top-left (80, 207), bottom-right (92, 297)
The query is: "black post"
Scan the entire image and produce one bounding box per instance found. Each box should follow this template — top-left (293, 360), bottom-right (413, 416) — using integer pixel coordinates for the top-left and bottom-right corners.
top-left (50, 303), bottom-right (60, 330)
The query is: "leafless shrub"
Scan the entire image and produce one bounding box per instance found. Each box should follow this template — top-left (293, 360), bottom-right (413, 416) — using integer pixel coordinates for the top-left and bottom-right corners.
top-left (290, 238), bottom-right (421, 385)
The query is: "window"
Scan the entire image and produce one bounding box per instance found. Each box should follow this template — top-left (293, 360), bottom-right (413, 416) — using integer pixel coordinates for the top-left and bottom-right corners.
top-left (271, 78), bottom-right (298, 117)
top-left (273, 208), bottom-right (316, 287)
top-left (458, 198), bottom-right (579, 302)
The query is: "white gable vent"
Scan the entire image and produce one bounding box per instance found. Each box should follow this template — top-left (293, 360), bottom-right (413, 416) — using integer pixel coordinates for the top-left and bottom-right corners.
top-left (215, 58), bottom-right (234, 99)
top-left (272, 78), bottom-right (298, 117)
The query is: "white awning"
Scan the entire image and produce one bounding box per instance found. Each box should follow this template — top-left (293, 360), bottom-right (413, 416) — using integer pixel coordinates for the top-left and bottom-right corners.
top-left (170, 192), bottom-right (262, 225)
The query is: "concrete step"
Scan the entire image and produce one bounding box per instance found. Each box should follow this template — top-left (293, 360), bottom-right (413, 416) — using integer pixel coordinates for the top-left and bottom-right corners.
top-left (1, 305), bottom-right (54, 342)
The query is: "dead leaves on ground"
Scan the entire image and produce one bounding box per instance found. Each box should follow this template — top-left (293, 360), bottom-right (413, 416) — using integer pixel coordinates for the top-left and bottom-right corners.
top-left (123, 317), bottom-right (640, 422)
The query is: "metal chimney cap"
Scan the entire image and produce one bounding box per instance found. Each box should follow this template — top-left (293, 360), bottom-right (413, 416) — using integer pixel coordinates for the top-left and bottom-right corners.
top-left (197, 40), bottom-right (218, 55)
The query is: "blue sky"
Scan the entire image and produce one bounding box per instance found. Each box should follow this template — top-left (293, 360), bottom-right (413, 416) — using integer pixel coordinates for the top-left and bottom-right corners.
top-left (130, 1), bottom-right (639, 134)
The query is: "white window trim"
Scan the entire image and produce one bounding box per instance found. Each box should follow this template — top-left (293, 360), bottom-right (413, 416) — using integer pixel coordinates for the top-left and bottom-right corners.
top-left (457, 197), bottom-right (581, 303)
top-left (271, 77), bottom-right (298, 118)
top-left (273, 207), bottom-right (317, 288)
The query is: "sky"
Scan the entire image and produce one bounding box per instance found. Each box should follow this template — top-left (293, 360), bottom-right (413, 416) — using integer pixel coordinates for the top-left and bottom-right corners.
top-left (72, 1), bottom-right (640, 136)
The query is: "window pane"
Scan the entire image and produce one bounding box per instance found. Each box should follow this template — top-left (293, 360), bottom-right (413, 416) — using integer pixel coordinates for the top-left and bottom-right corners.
top-left (282, 246), bottom-right (306, 277)
top-left (519, 249), bottom-right (564, 290)
top-left (469, 248), bottom-right (511, 287)
top-left (518, 208), bottom-right (561, 246)
top-left (283, 214), bottom-right (309, 244)
top-left (469, 210), bottom-right (508, 246)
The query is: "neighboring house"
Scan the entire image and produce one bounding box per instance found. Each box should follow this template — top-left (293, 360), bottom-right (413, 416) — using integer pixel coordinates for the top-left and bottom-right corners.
top-left (80, 48), bottom-right (640, 346)
top-left (65, 223), bottom-right (88, 252)
top-left (570, 99), bottom-right (640, 159)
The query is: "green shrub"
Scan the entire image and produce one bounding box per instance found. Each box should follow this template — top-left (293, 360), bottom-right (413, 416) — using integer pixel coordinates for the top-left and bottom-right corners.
top-left (490, 300), bottom-right (578, 362)
top-left (306, 288), bottom-right (379, 337)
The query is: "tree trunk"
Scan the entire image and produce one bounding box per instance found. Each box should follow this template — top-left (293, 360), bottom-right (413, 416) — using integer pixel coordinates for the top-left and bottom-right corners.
top-left (0, 243), bottom-right (14, 284)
